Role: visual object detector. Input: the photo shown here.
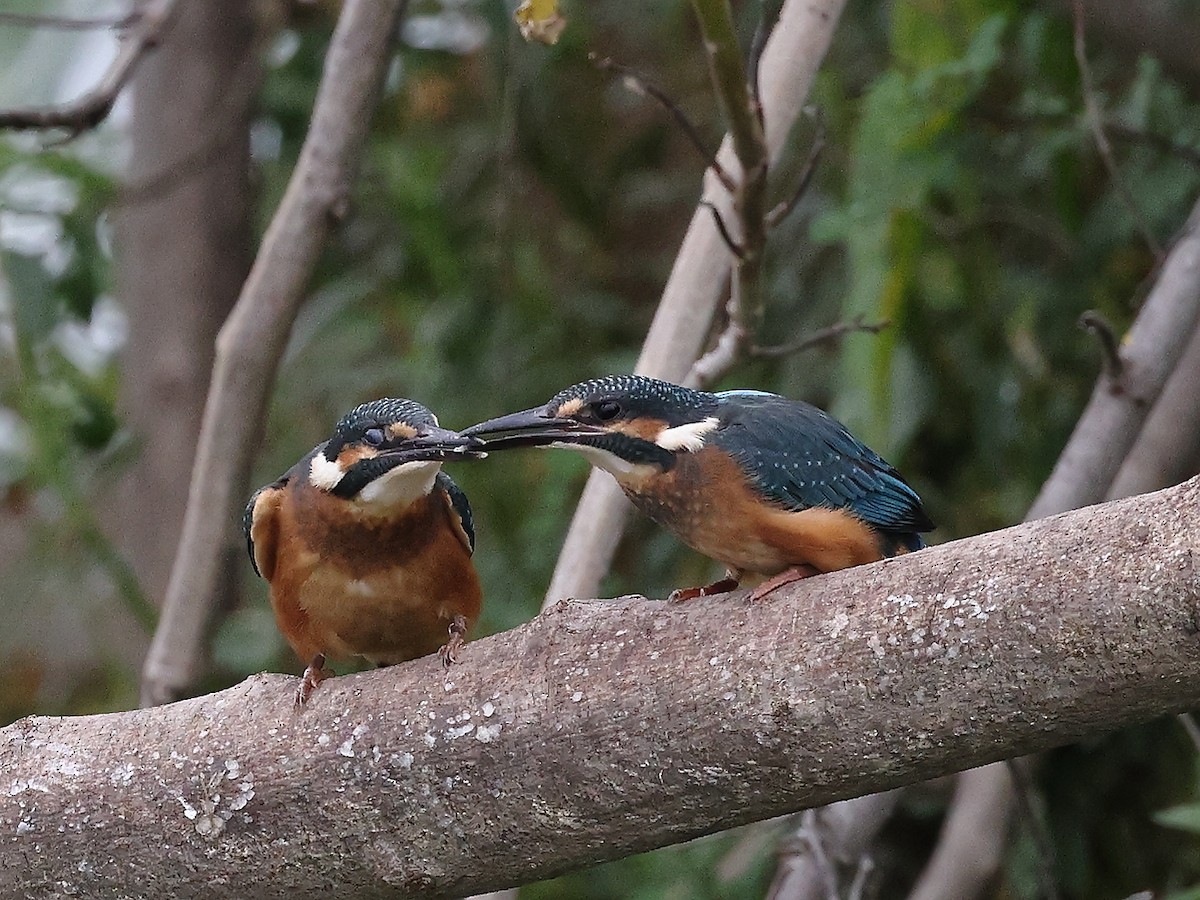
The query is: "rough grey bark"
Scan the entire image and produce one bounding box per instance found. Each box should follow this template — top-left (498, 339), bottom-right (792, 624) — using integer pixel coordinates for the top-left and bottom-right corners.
top-left (110, 0), bottom-right (257, 607)
top-left (6, 478), bottom-right (1200, 899)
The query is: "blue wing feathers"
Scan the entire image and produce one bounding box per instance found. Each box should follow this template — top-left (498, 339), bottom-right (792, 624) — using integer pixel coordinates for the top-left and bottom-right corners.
top-left (437, 471), bottom-right (476, 553)
top-left (714, 393), bottom-right (933, 536)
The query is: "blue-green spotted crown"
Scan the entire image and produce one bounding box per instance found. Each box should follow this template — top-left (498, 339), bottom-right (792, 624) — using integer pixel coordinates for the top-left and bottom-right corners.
top-left (549, 375), bottom-right (716, 426)
top-left (334, 398), bottom-right (437, 438)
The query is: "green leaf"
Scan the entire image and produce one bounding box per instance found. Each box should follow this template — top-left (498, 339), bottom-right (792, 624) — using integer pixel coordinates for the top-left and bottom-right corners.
top-left (2, 251), bottom-right (58, 362)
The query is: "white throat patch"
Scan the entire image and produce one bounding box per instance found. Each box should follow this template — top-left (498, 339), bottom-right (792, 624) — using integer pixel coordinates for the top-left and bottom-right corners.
top-left (355, 459), bottom-right (441, 508)
top-left (309, 453), bottom-right (345, 491)
top-left (655, 416), bottom-right (719, 452)
top-left (553, 441), bottom-right (657, 481)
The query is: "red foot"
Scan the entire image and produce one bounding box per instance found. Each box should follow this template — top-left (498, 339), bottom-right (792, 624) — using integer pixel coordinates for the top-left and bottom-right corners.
top-left (668, 573), bottom-right (741, 604)
top-left (438, 615), bottom-right (470, 668)
top-left (295, 653), bottom-right (332, 707)
top-left (748, 564), bottom-right (820, 602)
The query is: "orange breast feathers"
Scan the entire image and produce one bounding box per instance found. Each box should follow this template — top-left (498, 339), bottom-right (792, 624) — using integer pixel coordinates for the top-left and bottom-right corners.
top-left (249, 479), bottom-right (482, 667)
top-left (618, 447), bottom-right (888, 576)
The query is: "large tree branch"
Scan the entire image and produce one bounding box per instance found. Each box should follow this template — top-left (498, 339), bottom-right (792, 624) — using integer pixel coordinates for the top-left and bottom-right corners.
top-left (6, 479), bottom-right (1200, 898)
top-left (139, 0), bottom-right (408, 706)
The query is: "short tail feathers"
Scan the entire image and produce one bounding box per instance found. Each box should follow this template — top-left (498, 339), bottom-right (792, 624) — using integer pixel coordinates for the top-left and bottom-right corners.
top-left (880, 530), bottom-right (926, 557)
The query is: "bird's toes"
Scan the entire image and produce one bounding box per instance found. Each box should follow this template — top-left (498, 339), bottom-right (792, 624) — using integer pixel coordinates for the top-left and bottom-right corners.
top-left (438, 615), bottom-right (470, 667)
top-left (668, 576), bottom-right (741, 604)
top-left (294, 655), bottom-right (332, 708)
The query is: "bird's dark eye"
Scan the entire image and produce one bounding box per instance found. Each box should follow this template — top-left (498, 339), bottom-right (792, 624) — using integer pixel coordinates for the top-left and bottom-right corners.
top-left (363, 427), bottom-right (385, 446)
top-left (594, 400), bottom-right (622, 421)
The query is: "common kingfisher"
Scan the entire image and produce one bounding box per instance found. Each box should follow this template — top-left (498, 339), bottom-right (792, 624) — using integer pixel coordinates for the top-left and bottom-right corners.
top-left (464, 375), bottom-right (933, 601)
top-left (243, 398), bottom-right (484, 704)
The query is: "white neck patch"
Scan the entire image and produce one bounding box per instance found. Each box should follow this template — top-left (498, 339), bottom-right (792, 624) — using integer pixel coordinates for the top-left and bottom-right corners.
top-left (355, 460), bottom-right (441, 508)
top-left (309, 453), bottom-right (345, 491)
top-left (655, 416), bottom-right (719, 452)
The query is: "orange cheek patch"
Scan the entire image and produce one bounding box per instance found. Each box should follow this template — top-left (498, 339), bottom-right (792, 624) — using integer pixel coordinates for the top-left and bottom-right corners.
top-left (337, 445), bottom-right (378, 468)
top-left (614, 417), bottom-right (667, 442)
top-left (387, 422), bottom-right (418, 441)
top-left (556, 398), bottom-right (583, 417)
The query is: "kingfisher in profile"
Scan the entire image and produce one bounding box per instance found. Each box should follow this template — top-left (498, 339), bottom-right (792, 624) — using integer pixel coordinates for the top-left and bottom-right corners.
top-left (464, 375), bottom-right (932, 601)
top-left (244, 398), bottom-right (485, 705)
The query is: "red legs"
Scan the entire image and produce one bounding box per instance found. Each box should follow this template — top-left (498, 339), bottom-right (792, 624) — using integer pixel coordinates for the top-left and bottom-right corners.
top-left (295, 653), bottom-right (332, 707)
top-left (438, 614), bottom-right (469, 668)
top-left (748, 564), bottom-right (820, 602)
top-left (668, 568), bottom-right (743, 604)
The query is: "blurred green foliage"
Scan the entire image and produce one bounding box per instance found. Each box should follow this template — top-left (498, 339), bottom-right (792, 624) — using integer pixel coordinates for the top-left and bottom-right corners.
top-left (3, 0), bottom-right (1200, 896)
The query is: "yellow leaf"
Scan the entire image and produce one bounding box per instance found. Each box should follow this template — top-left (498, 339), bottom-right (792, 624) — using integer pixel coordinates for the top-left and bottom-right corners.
top-left (514, 0), bottom-right (566, 45)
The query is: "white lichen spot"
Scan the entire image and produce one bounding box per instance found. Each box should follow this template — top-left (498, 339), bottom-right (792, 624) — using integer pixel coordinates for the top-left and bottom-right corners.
top-left (228, 782), bottom-right (255, 812)
top-left (110, 763), bottom-right (135, 786)
top-left (447, 723), bottom-right (476, 739)
top-left (423, 733), bottom-right (437, 748)
top-left (886, 593), bottom-right (918, 610)
top-left (709, 656), bottom-right (720, 666)
top-left (194, 812), bottom-right (224, 839)
top-left (481, 701), bottom-right (496, 718)
top-left (224, 759), bottom-right (241, 780)
top-left (317, 734), bottom-right (330, 746)
top-left (829, 612), bottom-right (850, 639)
top-left (16, 819), bottom-right (32, 835)
top-left (338, 724), bottom-right (369, 758)
top-left (476, 724), bottom-right (502, 743)
top-left (178, 797), bottom-right (198, 820)
top-left (571, 691), bottom-right (583, 702)
top-left (396, 751), bottom-right (414, 769)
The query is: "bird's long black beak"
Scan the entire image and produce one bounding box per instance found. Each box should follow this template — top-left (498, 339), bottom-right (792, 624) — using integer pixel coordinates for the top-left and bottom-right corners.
top-left (462, 407), bottom-right (599, 449)
top-left (379, 426), bottom-right (486, 462)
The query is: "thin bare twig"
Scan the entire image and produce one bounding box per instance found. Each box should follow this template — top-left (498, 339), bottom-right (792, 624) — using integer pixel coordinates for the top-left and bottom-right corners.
top-left (1072, 0), bottom-right (1164, 261)
top-left (766, 115), bottom-right (825, 228)
top-left (753, 316), bottom-right (888, 358)
top-left (747, 0), bottom-right (784, 124)
top-left (590, 53), bottom-right (735, 192)
top-left (0, 0), bottom-right (179, 135)
top-left (700, 200), bottom-right (745, 258)
top-left (766, 791), bottom-right (902, 900)
top-left (0, 10), bottom-right (136, 30)
top-left (1077, 310), bottom-right (1124, 380)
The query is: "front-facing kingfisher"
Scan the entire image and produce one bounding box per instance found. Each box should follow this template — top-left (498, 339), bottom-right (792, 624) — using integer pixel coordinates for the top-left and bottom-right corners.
top-left (464, 375), bottom-right (933, 601)
top-left (244, 398), bottom-right (484, 704)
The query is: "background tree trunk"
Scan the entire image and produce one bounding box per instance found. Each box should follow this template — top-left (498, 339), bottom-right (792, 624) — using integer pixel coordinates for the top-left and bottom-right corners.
top-left (108, 0), bottom-right (258, 609)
